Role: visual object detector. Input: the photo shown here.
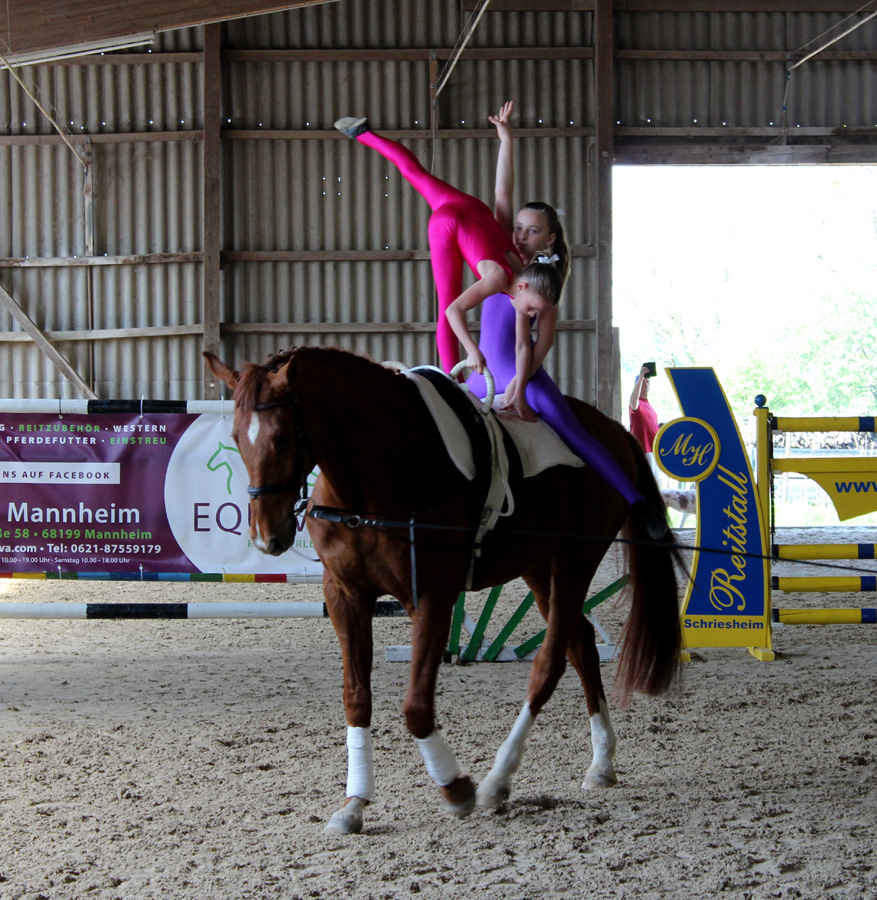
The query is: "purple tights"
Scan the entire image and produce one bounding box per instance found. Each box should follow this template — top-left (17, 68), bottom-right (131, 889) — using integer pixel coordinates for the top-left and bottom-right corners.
top-left (466, 293), bottom-right (646, 509)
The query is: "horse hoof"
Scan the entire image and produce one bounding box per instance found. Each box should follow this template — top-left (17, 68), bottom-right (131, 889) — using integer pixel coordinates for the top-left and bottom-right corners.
top-left (441, 776), bottom-right (476, 819)
top-left (324, 797), bottom-right (366, 835)
top-left (583, 769), bottom-right (618, 790)
top-left (446, 795), bottom-right (476, 818)
top-left (476, 778), bottom-right (510, 810)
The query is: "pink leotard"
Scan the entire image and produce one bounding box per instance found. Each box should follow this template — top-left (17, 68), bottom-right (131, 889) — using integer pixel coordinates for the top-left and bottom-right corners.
top-left (357, 130), bottom-right (520, 371)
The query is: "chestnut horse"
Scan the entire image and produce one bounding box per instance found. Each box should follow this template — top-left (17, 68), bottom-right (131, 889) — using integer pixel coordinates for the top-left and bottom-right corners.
top-left (204, 346), bottom-right (682, 834)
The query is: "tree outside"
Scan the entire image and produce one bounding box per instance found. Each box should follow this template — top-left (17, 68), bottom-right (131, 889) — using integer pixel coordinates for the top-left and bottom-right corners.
top-left (613, 165), bottom-right (877, 526)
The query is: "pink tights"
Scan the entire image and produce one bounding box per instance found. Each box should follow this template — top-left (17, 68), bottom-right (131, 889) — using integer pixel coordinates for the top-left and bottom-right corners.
top-left (356, 130), bottom-right (516, 372)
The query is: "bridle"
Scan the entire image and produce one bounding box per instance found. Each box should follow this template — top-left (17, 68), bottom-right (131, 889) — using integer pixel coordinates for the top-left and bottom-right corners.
top-left (245, 394), bottom-right (312, 510)
top-left (240, 367), bottom-right (471, 611)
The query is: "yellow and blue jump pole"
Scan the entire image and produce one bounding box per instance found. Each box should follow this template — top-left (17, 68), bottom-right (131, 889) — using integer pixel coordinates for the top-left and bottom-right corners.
top-left (773, 608), bottom-right (876, 625)
top-left (755, 398), bottom-right (877, 625)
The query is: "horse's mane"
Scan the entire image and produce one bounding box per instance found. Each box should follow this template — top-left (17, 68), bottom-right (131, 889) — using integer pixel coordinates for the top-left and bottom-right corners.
top-left (234, 345), bottom-right (401, 411)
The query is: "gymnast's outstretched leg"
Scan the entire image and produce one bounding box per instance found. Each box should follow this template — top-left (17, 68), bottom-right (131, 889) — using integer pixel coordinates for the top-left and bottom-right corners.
top-left (524, 369), bottom-right (668, 537)
top-left (334, 116), bottom-right (499, 371)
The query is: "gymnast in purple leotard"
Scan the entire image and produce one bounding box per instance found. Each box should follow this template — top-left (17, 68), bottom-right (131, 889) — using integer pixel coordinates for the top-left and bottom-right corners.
top-left (335, 104), bottom-right (667, 538)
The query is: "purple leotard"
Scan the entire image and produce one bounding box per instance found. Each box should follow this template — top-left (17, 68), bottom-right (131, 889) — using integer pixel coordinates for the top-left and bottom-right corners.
top-left (466, 293), bottom-right (646, 508)
top-left (356, 130), bottom-right (520, 371)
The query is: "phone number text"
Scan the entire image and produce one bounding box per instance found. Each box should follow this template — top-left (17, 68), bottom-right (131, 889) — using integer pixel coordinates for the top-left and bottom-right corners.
top-left (45, 543), bottom-right (162, 555)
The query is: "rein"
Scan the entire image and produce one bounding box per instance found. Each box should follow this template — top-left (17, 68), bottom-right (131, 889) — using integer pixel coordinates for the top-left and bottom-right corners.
top-left (241, 356), bottom-right (466, 610)
top-left (308, 507), bottom-right (392, 529)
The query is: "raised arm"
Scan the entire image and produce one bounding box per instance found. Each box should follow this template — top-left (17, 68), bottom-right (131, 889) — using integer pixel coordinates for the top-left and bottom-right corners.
top-left (490, 100), bottom-right (515, 234)
top-left (629, 366), bottom-right (649, 410)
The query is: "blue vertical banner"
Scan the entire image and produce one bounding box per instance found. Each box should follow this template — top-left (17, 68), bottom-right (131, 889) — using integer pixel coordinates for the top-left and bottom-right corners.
top-left (654, 368), bottom-right (772, 653)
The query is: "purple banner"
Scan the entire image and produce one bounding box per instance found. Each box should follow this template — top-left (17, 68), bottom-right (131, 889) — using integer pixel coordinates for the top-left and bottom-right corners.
top-left (0, 412), bottom-right (322, 578)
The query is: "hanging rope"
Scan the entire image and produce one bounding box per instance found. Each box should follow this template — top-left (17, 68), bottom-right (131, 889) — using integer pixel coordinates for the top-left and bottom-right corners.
top-left (431, 0), bottom-right (492, 171)
top-left (434, 0), bottom-right (492, 101)
top-left (789, 5), bottom-right (877, 71)
top-left (0, 43), bottom-right (88, 170)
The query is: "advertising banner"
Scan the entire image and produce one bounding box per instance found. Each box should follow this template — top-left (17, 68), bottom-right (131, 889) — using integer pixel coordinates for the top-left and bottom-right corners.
top-left (654, 368), bottom-right (772, 654)
top-left (0, 409), bottom-right (322, 580)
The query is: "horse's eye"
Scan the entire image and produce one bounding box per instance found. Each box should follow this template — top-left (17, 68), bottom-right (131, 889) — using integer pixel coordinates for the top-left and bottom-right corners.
top-left (272, 432), bottom-right (291, 448)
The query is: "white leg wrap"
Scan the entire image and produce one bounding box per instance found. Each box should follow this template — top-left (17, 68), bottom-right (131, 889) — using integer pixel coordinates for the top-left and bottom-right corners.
top-left (590, 698), bottom-right (616, 763)
top-left (345, 726), bottom-right (375, 801)
top-left (414, 730), bottom-right (462, 787)
top-left (494, 703), bottom-right (534, 776)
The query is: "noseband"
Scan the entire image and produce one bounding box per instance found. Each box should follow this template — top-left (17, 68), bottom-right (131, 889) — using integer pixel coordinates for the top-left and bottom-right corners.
top-left (246, 395), bottom-right (312, 505)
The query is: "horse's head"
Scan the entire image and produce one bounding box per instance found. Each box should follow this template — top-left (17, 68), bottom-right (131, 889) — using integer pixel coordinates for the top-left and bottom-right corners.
top-left (204, 349), bottom-right (312, 556)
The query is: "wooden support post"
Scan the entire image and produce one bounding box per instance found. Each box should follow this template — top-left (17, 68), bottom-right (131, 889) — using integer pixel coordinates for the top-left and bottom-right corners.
top-left (202, 22), bottom-right (222, 398)
top-left (594, 0), bottom-right (614, 415)
top-left (82, 140), bottom-right (96, 393)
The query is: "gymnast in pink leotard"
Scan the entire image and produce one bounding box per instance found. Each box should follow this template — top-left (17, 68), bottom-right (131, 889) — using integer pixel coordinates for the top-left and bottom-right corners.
top-left (334, 114), bottom-right (564, 373)
top-left (335, 106), bottom-right (667, 538)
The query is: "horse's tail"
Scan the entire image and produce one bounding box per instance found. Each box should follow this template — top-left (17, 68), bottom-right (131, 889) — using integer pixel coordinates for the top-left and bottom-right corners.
top-left (614, 434), bottom-right (684, 705)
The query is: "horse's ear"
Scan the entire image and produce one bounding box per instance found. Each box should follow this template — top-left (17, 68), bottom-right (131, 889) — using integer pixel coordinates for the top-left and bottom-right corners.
top-left (203, 351), bottom-right (240, 390)
top-left (278, 354), bottom-right (299, 387)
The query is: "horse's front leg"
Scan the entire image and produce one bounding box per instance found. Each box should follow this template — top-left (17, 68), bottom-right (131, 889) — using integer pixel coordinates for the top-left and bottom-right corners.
top-left (405, 599), bottom-right (476, 819)
top-left (322, 575), bottom-right (376, 836)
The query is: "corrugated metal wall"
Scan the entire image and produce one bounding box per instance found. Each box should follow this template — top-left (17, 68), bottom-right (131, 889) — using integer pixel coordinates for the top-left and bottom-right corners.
top-left (615, 9), bottom-right (877, 133)
top-left (0, 23), bottom-right (205, 400)
top-left (1, 1), bottom-right (875, 404)
top-left (218, 1), bottom-right (598, 400)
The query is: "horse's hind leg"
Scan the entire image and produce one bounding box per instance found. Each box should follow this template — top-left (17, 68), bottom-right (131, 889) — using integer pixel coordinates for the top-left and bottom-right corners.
top-left (405, 598), bottom-right (476, 819)
top-left (566, 614), bottom-right (618, 789)
top-left (477, 562), bottom-right (587, 810)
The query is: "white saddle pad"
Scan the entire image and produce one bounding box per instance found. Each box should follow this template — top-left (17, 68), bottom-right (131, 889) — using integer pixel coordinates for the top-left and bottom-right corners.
top-left (406, 369), bottom-right (585, 591)
top-left (406, 369), bottom-right (584, 480)
top-left (491, 404), bottom-right (585, 478)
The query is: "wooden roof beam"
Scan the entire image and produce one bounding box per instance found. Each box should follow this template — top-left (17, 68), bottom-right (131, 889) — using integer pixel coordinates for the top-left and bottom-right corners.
top-left (465, 1), bottom-right (873, 11)
top-left (0, 1), bottom-right (336, 65)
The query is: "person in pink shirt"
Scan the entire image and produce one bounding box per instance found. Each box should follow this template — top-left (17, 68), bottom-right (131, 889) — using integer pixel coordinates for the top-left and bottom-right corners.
top-left (629, 365), bottom-right (659, 456)
top-left (334, 113), bottom-right (563, 375)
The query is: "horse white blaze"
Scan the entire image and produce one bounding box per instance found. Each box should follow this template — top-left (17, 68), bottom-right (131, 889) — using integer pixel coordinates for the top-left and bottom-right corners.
top-left (247, 410), bottom-right (261, 447)
top-left (250, 527), bottom-right (268, 552)
top-left (244, 411), bottom-right (269, 551)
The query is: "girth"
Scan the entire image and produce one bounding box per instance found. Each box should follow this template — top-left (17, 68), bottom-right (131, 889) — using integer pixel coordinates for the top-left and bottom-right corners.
top-left (409, 366), bottom-right (522, 589)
